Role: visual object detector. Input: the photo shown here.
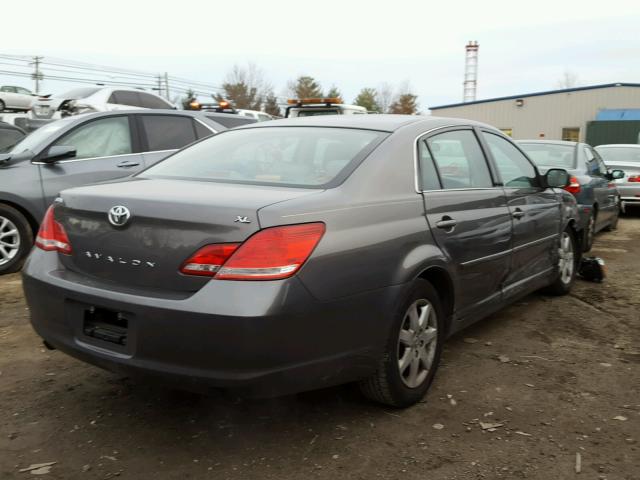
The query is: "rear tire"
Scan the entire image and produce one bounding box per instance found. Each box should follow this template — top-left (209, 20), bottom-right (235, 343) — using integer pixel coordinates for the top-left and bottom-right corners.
top-left (545, 227), bottom-right (578, 296)
top-left (359, 279), bottom-right (445, 408)
top-left (0, 204), bottom-right (34, 275)
top-left (0, 100), bottom-right (5, 112)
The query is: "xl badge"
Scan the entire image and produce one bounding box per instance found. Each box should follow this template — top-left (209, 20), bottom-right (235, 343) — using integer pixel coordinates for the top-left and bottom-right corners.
top-left (108, 205), bottom-right (131, 227)
top-left (234, 216), bottom-right (251, 224)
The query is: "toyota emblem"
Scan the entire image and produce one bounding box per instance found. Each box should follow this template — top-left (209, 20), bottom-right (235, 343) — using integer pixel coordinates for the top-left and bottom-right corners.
top-left (108, 205), bottom-right (131, 227)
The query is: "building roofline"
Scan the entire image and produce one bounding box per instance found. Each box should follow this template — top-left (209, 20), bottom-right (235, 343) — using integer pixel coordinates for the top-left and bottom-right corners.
top-left (429, 83), bottom-right (640, 110)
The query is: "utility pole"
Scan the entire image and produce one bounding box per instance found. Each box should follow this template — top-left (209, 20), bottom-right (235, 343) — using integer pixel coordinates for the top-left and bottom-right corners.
top-left (31, 56), bottom-right (44, 94)
top-left (156, 74), bottom-right (164, 97)
top-left (164, 72), bottom-right (170, 100)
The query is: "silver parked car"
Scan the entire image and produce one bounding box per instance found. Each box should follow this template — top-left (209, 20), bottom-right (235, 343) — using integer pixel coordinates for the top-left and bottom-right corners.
top-left (23, 115), bottom-right (581, 407)
top-left (0, 85), bottom-right (35, 112)
top-left (595, 144), bottom-right (640, 212)
top-left (29, 87), bottom-right (175, 128)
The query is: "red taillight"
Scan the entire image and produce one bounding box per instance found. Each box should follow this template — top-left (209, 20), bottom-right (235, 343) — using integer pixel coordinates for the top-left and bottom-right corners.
top-left (218, 223), bottom-right (325, 280)
top-left (180, 243), bottom-right (240, 276)
top-left (180, 223), bottom-right (325, 280)
top-left (628, 175), bottom-right (640, 183)
top-left (35, 206), bottom-right (72, 255)
top-left (564, 176), bottom-right (581, 195)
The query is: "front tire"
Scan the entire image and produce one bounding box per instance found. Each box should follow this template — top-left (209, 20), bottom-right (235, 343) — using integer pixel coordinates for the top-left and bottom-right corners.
top-left (359, 279), bottom-right (445, 408)
top-left (0, 204), bottom-right (34, 275)
top-left (0, 100), bottom-right (5, 112)
top-left (545, 227), bottom-right (578, 296)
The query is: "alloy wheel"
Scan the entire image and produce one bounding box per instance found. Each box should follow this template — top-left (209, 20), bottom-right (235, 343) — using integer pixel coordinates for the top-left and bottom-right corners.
top-left (397, 299), bottom-right (438, 388)
top-left (558, 231), bottom-right (574, 284)
top-left (0, 216), bottom-right (21, 266)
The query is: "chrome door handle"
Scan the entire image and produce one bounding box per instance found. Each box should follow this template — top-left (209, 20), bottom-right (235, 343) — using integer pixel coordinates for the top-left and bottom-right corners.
top-left (512, 209), bottom-right (525, 219)
top-left (435, 217), bottom-right (457, 230)
top-left (117, 161), bottom-right (140, 168)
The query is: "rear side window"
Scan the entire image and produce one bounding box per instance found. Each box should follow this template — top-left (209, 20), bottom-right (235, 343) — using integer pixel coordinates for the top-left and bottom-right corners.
top-left (417, 139), bottom-right (441, 190)
top-left (483, 133), bottom-right (538, 188)
top-left (194, 120), bottom-right (214, 139)
top-left (140, 115), bottom-right (197, 151)
top-left (138, 93), bottom-right (172, 109)
top-left (426, 130), bottom-right (493, 189)
top-left (206, 115), bottom-right (255, 128)
top-left (142, 126), bottom-right (386, 188)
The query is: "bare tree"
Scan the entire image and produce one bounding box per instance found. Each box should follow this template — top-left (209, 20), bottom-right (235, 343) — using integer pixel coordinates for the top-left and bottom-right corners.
top-left (215, 63), bottom-right (272, 110)
top-left (556, 70), bottom-right (579, 89)
top-left (376, 82), bottom-right (394, 114)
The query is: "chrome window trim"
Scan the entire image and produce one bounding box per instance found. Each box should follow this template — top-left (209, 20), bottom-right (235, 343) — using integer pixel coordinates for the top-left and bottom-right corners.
top-left (413, 125), bottom-right (458, 193)
top-left (32, 152), bottom-right (138, 165)
top-left (413, 125), bottom-right (500, 194)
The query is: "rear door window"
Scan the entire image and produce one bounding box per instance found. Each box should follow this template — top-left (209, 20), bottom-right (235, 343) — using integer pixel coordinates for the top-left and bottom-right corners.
top-left (426, 130), bottom-right (493, 189)
top-left (140, 115), bottom-right (197, 151)
top-left (52, 116), bottom-right (133, 160)
top-left (0, 128), bottom-right (24, 152)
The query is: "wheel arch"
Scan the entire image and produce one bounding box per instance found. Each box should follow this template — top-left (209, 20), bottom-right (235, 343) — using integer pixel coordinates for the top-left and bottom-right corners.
top-left (416, 265), bottom-right (455, 335)
top-left (0, 199), bottom-right (39, 236)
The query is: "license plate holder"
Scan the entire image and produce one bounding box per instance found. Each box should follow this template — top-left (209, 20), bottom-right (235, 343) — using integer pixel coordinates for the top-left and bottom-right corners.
top-left (83, 307), bottom-right (128, 346)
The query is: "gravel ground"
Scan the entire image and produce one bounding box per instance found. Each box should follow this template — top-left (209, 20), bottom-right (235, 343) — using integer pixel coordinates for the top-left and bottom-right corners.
top-left (1, 216), bottom-right (639, 480)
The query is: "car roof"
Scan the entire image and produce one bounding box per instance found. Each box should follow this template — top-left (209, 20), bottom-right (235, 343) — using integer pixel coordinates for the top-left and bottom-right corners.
top-left (234, 114), bottom-right (483, 133)
top-left (518, 139), bottom-right (579, 147)
top-left (56, 109), bottom-right (231, 122)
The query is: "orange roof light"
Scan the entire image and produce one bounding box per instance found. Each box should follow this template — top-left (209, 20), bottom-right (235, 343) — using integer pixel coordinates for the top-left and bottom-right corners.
top-left (287, 97), bottom-right (343, 105)
top-left (189, 101), bottom-right (201, 110)
top-left (218, 100), bottom-right (231, 109)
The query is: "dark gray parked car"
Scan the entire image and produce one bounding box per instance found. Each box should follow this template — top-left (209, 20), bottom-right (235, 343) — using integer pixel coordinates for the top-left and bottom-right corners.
top-left (518, 140), bottom-right (624, 251)
top-left (0, 109), bottom-right (256, 273)
top-left (22, 115), bottom-right (580, 407)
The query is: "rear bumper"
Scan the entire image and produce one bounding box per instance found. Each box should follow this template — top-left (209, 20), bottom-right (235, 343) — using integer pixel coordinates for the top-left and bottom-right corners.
top-left (22, 250), bottom-right (400, 397)
top-left (618, 185), bottom-right (640, 208)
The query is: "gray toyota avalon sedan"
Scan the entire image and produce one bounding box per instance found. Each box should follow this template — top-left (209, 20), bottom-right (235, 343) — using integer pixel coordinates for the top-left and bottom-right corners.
top-left (22, 115), bottom-right (581, 407)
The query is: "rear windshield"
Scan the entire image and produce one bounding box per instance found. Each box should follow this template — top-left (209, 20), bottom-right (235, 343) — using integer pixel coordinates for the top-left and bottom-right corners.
top-left (596, 146), bottom-right (640, 164)
top-left (141, 126), bottom-right (386, 188)
top-left (519, 143), bottom-right (576, 169)
top-left (206, 115), bottom-right (256, 128)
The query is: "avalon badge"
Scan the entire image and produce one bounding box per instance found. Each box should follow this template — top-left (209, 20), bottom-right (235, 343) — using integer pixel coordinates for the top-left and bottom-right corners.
top-left (108, 205), bottom-right (131, 227)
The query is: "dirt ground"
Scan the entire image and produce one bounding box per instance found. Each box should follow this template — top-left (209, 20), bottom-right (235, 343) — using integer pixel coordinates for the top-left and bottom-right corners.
top-left (1, 218), bottom-right (639, 480)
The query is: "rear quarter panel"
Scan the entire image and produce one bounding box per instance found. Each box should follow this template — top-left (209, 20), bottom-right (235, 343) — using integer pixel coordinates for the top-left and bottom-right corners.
top-left (257, 125), bottom-right (451, 303)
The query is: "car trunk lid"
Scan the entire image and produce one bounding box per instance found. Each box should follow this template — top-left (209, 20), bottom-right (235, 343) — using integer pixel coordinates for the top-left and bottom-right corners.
top-left (56, 178), bottom-right (319, 293)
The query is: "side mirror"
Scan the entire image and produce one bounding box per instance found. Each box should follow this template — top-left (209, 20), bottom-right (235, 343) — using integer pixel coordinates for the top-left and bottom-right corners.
top-left (41, 145), bottom-right (76, 163)
top-left (609, 169), bottom-right (625, 180)
top-left (545, 168), bottom-right (570, 188)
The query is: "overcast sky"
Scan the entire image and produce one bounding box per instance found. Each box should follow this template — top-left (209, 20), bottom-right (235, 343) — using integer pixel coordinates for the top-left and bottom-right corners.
top-left (3, 0), bottom-right (640, 110)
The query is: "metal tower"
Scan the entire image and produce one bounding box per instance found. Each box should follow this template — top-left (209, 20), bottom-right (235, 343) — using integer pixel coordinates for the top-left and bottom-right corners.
top-left (463, 41), bottom-right (479, 102)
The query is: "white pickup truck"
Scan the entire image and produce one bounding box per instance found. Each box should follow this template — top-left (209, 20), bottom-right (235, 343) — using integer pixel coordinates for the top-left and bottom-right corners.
top-left (285, 97), bottom-right (367, 117)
